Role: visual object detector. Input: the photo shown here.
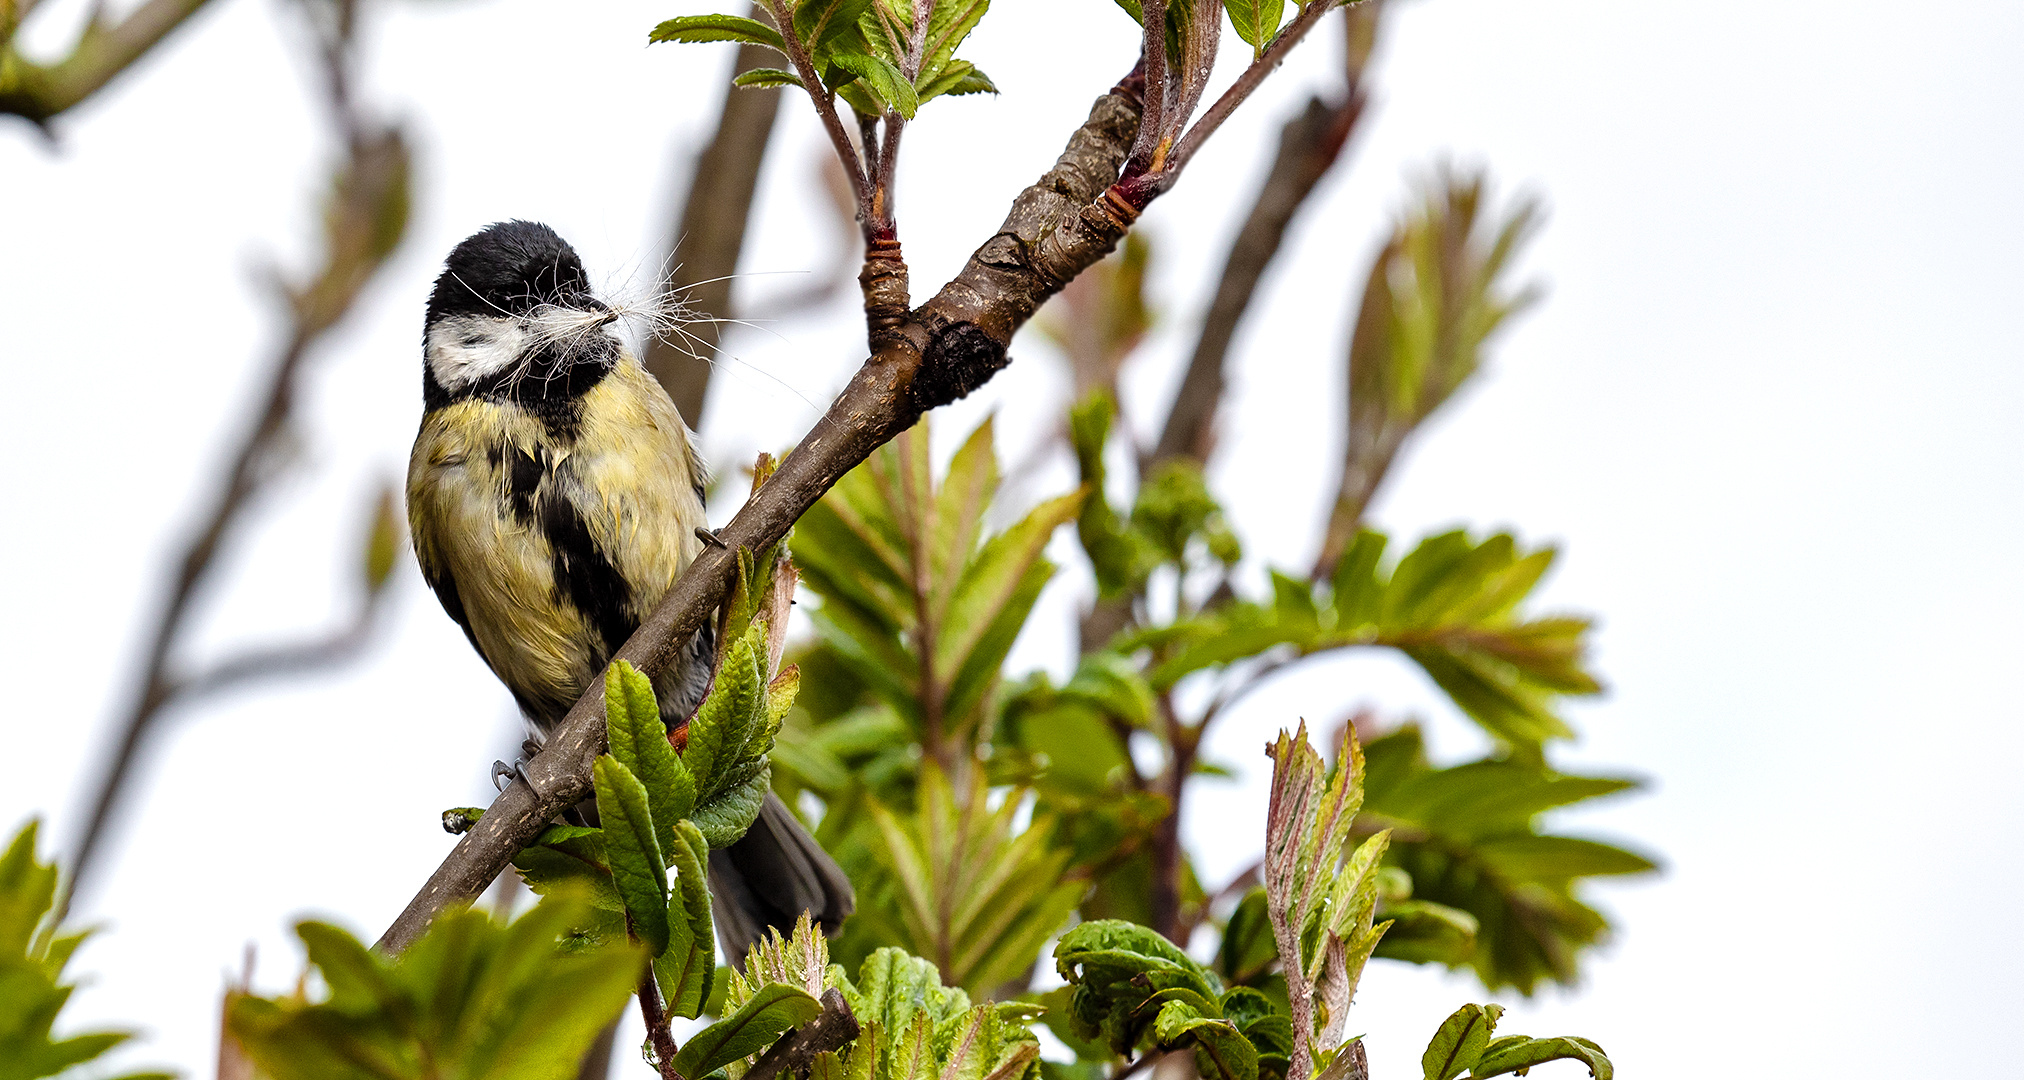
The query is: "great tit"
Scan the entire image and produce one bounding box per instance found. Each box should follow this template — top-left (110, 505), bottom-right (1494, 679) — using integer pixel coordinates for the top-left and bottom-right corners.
top-left (407, 220), bottom-right (853, 957)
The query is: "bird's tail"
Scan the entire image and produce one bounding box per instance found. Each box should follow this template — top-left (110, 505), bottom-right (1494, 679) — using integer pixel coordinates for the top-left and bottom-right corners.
top-left (708, 790), bottom-right (857, 965)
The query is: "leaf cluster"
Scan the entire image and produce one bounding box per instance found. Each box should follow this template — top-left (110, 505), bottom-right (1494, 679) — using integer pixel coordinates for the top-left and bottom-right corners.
top-left (225, 889), bottom-right (642, 1080)
top-left (1361, 725), bottom-right (1654, 993)
top-left (0, 821), bottom-right (170, 1080)
top-left (1054, 920), bottom-right (1282, 1080)
top-left (650, 0), bottom-right (996, 120)
top-left (510, 644), bottom-right (793, 1024)
top-left (703, 917), bottom-right (1043, 1080)
top-left (790, 418), bottom-right (1084, 759)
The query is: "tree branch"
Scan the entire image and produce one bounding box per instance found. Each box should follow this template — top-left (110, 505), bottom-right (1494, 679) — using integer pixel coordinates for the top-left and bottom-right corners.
top-left (642, 14), bottom-right (786, 425)
top-left (1148, 92), bottom-right (1363, 467)
top-left (1159, 0), bottom-right (1347, 188)
top-left (0, 0), bottom-right (218, 125)
top-left (68, 0), bottom-right (406, 896)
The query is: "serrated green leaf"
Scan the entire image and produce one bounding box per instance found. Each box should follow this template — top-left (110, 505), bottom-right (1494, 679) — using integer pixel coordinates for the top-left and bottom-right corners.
top-left (796, 0), bottom-right (877, 57)
top-left (594, 755), bottom-right (669, 954)
top-left (649, 13), bottom-right (788, 52)
top-left (691, 763), bottom-right (773, 848)
top-left (658, 821), bottom-right (716, 1017)
top-left (830, 51), bottom-right (919, 118)
top-left (735, 66), bottom-right (807, 89)
top-left (673, 983), bottom-right (823, 1078)
top-left (688, 629), bottom-right (767, 798)
top-left (606, 661), bottom-right (694, 859)
top-left (1153, 1000), bottom-right (1259, 1080)
top-left (920, 62), bottom-right (998, 100)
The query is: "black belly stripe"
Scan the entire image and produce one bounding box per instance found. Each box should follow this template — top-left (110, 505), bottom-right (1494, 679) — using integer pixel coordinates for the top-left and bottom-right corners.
top-left (538, 479), bottom-right (637, 660)
top-left (503, 445), bottom-right (544, 525)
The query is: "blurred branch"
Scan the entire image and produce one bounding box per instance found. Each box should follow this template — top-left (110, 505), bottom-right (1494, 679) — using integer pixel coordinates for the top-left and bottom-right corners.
top-left (68, 0), bottom-right (409, 894)
top-left (642, 11), bottom-right (786, 426)
top-left (1149, 3), bottom-right (1381, 468)
top-left (0, 0), bottom-right (218, 126)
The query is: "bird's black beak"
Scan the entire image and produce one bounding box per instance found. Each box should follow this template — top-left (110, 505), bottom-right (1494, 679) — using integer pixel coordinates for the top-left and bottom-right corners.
top-left (567, 292), bottom-right (617, 323)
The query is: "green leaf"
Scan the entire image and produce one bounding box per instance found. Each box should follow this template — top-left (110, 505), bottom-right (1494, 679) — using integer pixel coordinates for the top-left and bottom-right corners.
top-left (1421, 1003), bottom-right (1502, 1080)
top-left (594, 755), bottom-right (669, 954)
top-left (0, 819), bottom-right (58, 958)
top-left (672, 983), bottom-right (823, 1078)
top-left (936, 489), bottom-right (1083, 724)
top-left (688, 627), bottom-right (768, 799)
top-left (649, 13), bottom-right (788, 52)
top-left (690, 761), bottom-right (773, 849)
top-left (735, 67), bottom-right (807, 89)
top-left (864, 768), bottom-right (1083, 994)
top-left (230, 890), bottom-right (641, 1080)
top-left (830, 51), bottom-right (920, 118)
top-left (1469, 1035), bottom-right (1612, 1079)
top-left (606, 661), bottom-right (695, 857)
top-left (658, 821), bottom-right (717, 1017)
top-left (1153, 1000), bottom-right (1259, 1080)
top-left (1223, 0), bottom-right (1283, 54)
top-left (1055, 920), bottom-right (1222, 1055)
top-left (922, 0), bottom-right (989, 72)
top-left (1372, 900), bottom-right (1478, 965)
top-left (1216, 889), bottom-right (1278, 986)
top-left (795, 0), bottom-right (877, 55)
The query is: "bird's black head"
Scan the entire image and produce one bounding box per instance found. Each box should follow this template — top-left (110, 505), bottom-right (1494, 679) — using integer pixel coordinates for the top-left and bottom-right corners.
top-left (421, 221), bottom-right (621, 415)
top-left (425, 220), bottom-right (599, 323)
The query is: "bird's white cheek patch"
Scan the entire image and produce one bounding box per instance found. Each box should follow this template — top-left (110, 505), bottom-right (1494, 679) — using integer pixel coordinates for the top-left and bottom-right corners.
top-left (427, 315), bottom-right (527, 390)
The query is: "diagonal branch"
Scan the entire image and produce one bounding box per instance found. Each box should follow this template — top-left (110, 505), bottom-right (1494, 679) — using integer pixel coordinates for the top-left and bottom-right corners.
top-left (1148, 91), bottom-right (1364, 467)
top-left (1, 0), bottom-right (219, 125)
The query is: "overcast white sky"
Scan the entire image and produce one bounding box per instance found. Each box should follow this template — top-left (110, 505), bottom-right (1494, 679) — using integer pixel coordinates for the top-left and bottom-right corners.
top-left (2, 0), bottom-right (2020, 1075)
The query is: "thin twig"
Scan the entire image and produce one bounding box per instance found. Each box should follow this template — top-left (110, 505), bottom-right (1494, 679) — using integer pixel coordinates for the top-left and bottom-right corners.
top-left (764, 0), bottom-right (873, 229)
top-left (1161, 0), bottom-right (1344, 184)
top-left (638, 970), bottom-right (680, 1079)
top-left (1128, 0), bottom-right (1170, 175)
top-left (1149, 91), bottom-right (1364, 466)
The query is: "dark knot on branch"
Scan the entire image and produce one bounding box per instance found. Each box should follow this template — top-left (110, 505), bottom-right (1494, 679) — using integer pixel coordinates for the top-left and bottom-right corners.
top-left (910, 322), bottom-right (1008, 412)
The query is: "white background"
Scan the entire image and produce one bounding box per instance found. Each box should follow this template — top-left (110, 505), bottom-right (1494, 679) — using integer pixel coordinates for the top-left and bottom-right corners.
top-left (2, 0), bottom-right (2020, 1075)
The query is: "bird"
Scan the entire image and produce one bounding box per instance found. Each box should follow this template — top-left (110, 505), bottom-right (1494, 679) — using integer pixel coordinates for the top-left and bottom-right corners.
top-left (405, 219), bottom-right (853, 960)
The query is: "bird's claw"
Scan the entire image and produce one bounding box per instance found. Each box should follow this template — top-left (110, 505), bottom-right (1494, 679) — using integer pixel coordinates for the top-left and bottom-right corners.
top-left (492, 758), bottom-right (527, 792)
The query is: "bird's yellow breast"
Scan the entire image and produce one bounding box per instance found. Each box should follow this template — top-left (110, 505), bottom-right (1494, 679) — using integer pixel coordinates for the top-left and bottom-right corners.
top-left (407, 359), bottom-right (705, 725)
